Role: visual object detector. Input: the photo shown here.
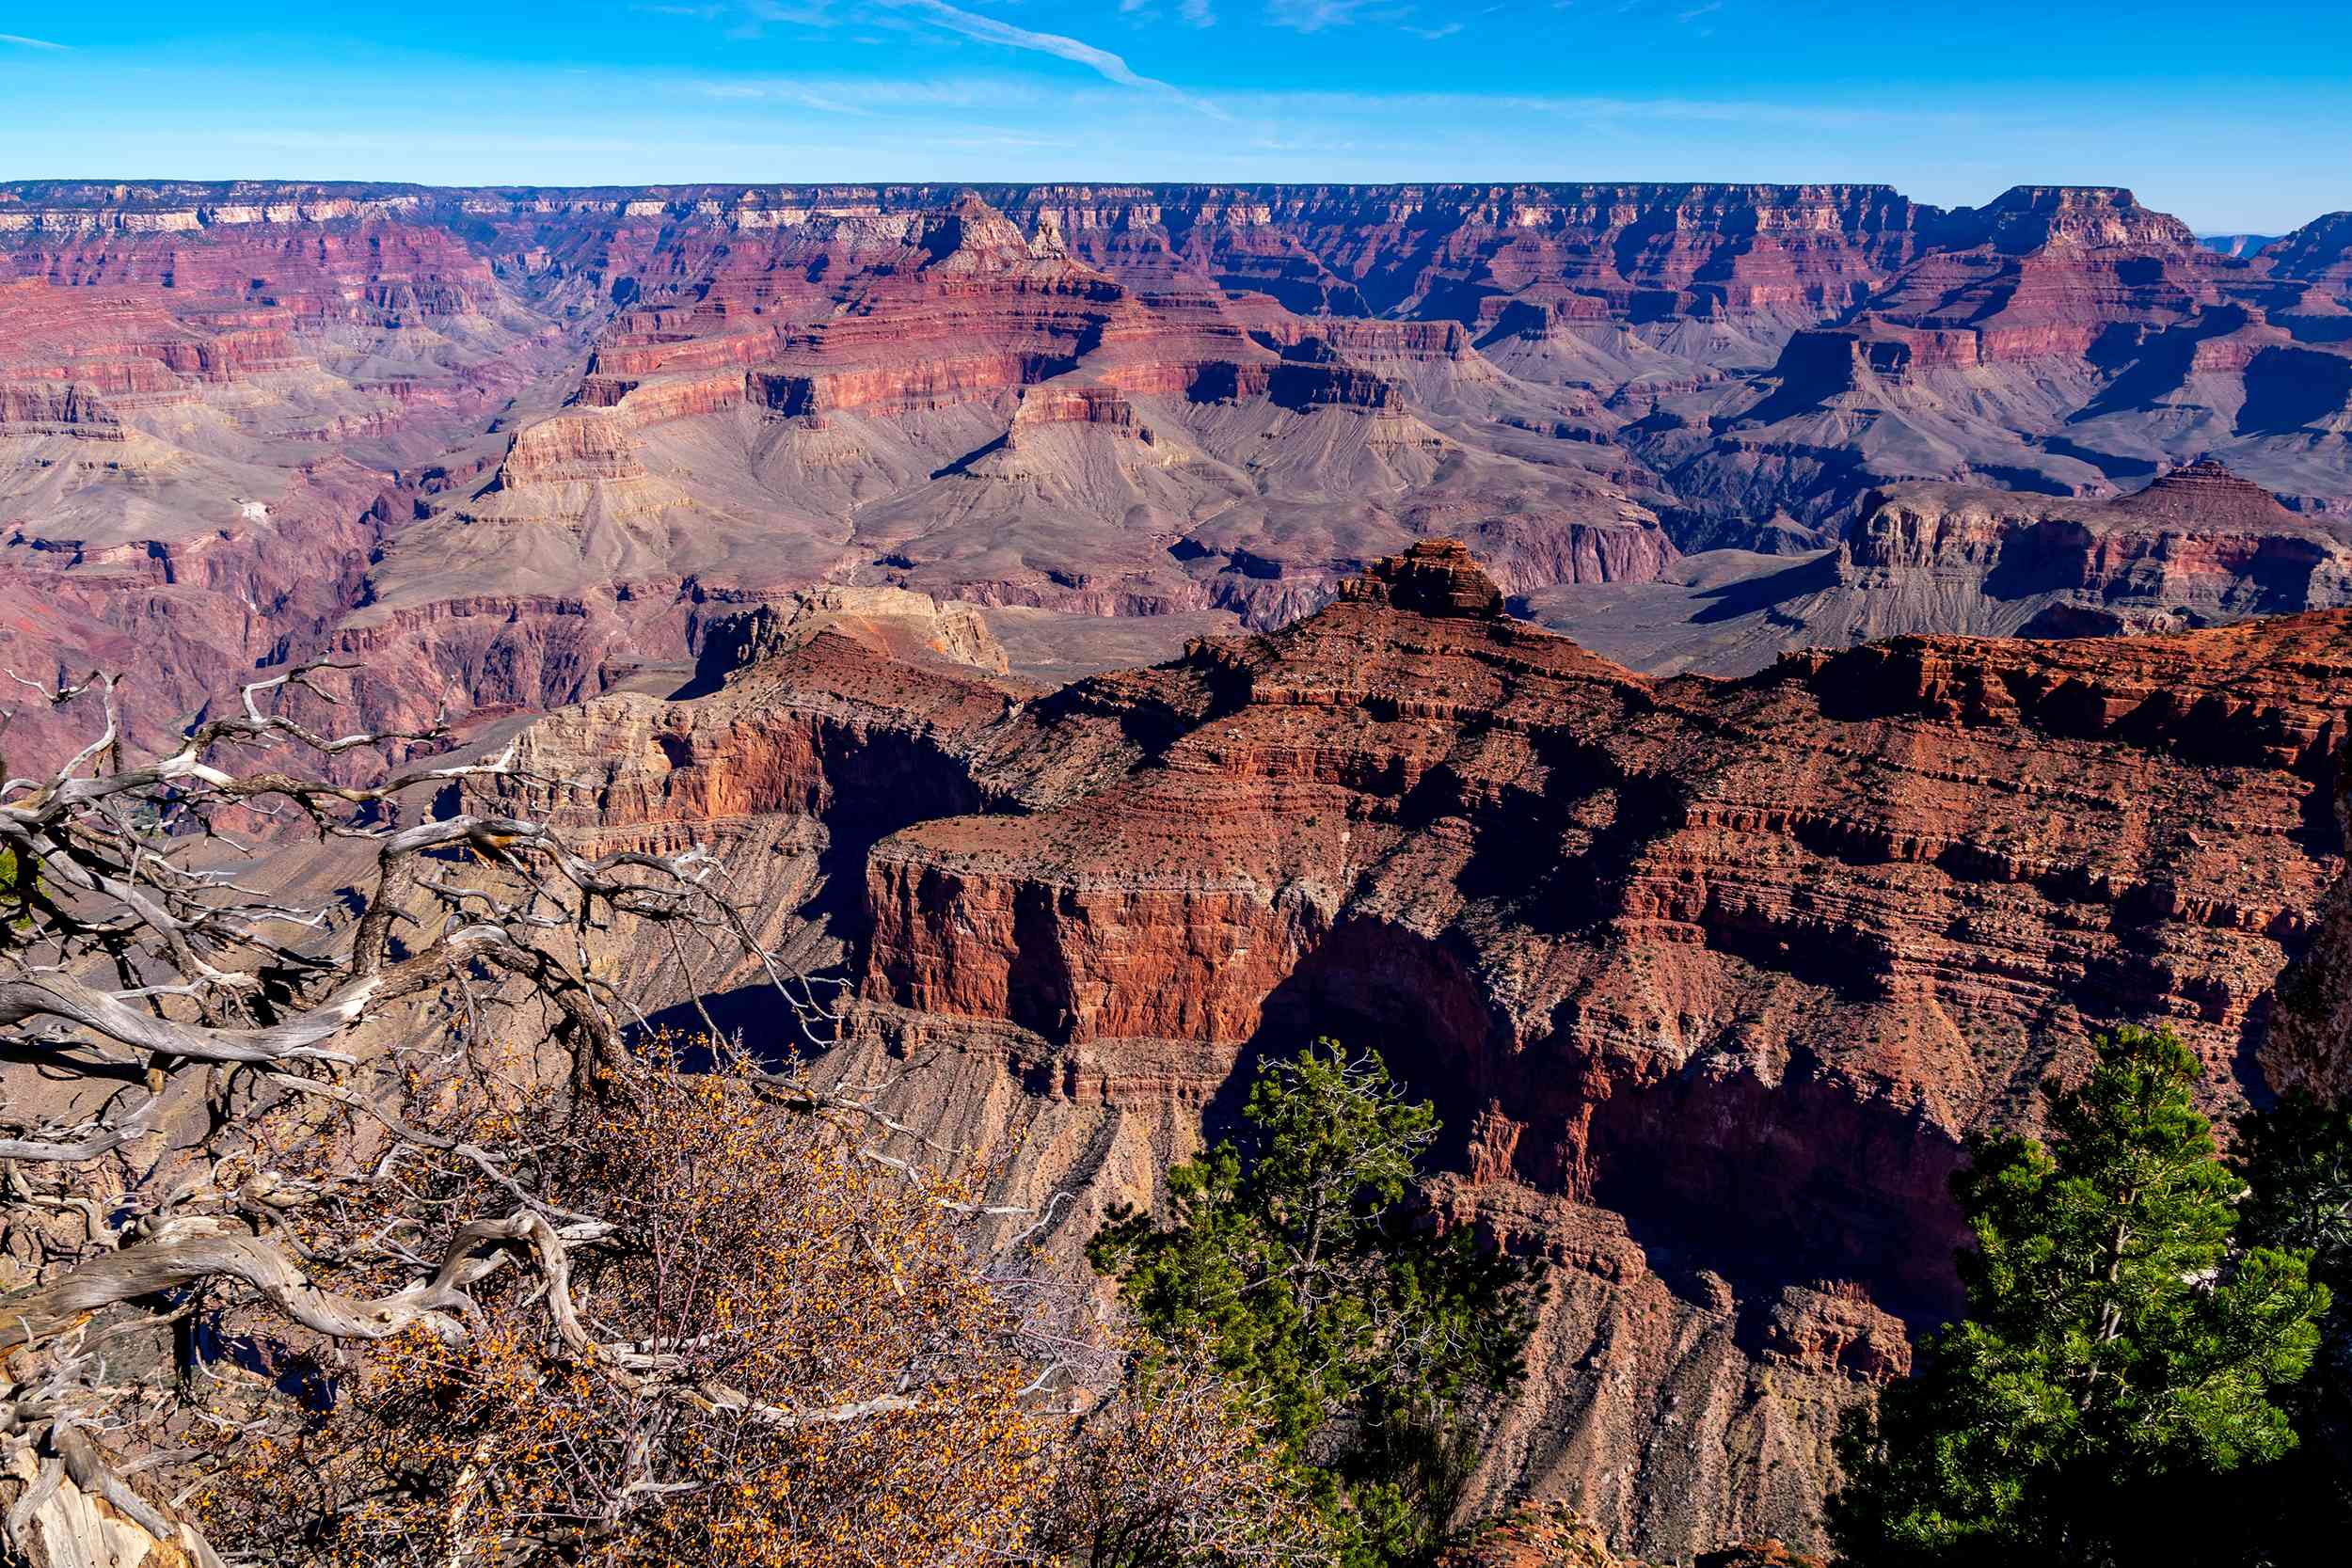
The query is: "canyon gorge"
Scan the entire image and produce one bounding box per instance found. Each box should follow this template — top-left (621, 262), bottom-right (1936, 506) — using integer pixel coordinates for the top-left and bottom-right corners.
top-left (7, 179), bottom-right (2352, 764)
top-left (8, 177), bottom-right (2352, 1561)
top-left (486, 540), bottom-right (2352, 1557)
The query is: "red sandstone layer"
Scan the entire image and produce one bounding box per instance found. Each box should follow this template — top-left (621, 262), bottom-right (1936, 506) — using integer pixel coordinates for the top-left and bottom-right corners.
top-left (490, 540), bottom-right (2352, 1555)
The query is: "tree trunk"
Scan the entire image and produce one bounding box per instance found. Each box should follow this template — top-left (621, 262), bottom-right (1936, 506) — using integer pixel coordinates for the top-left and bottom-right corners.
top-left (2, 1449), bottom-right (195, 1568)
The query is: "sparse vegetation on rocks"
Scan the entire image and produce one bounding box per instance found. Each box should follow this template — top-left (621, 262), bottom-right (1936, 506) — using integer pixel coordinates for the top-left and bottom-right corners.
top-left (1830, 1026), bottom-right (2330, 1567)
top-left (1092, 1040), bottom-right (1534, 1568)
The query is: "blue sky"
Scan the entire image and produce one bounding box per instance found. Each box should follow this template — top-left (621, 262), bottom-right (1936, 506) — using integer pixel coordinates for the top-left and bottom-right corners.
top-left (2, 2), bottom-right (2346, 231)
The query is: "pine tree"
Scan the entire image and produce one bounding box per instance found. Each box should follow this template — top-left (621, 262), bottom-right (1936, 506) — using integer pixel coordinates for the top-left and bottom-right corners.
top-left (1830, 1025), bottom-right (2329, 1567)
top-left (1090, 1039), bottom-right (1534, 1568)
top-left (2240, 1090), bottom-right (2352, 1328)
top-left (2231, 1089), bottom-right (2352, 1550)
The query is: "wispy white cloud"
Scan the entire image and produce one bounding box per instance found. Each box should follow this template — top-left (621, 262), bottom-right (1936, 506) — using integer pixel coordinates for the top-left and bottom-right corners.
top-left (1117, 0), bottom-right (1219, 24)
top-left (209, 126), bottom-right (874, 161)
top-left (1265, 0), bottom-right (1372, 28)
top-left (698, 81), bottom-right (878, 113)
top-left (687, 73), bottom-right (1048, 112)
top-left (683, 72), bottom-right (1998, 141)
top-left (746, 2), bottom-right (842, 22)
top-left (0, 32), bottom-right (71, 49)
top-left (880, 0), bottom-right (1153, 88)
top-left (878, 0), bottom-right (1223, 113)
top-left (1199, 86), bottom-right (1999, 135)
top-left (1265, 1), bottom-right (1454, 34)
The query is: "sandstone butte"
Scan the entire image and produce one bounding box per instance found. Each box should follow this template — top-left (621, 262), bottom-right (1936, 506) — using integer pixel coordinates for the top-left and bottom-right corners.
top-left (1560, 459), bottom-right (2352, 676)
top-left (492, 545), bottom-right (2352, 1561)
top-left (5, 181), bottom-right (2352, 776)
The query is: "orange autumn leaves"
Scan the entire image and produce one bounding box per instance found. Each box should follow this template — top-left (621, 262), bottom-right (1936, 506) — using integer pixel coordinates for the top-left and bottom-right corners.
top-left (206, 1051), bottom-right (1314, 1568)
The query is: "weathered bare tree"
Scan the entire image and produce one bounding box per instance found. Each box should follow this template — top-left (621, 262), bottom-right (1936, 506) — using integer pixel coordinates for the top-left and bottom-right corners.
top-left (0, 667), bottom-right (1320, 1568)
top-left (0, 667), bottom-right (915, 1564)
top-left (1032, 1352), bottom-right (1333, 1568)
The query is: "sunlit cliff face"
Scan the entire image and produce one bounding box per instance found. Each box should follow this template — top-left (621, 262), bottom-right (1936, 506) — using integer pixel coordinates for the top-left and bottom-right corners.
top-left (8, 181), bottom-right (2352, 778)
top-left (481, 541), bottom-right (2352, 1556)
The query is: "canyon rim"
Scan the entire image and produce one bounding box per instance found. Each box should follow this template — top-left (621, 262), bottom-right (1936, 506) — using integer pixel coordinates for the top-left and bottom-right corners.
top-left (6, 5), bottom-right (2352, 1565)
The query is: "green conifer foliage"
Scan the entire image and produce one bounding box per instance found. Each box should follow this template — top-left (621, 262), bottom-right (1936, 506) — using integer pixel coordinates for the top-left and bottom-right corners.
top-left (1831, 1025), bottom-right (2328, 1566)
top-left (2232, 1088), bottom-right (2352, 1548)
top-left (1091, 1039), bottom-right (1534, 1568)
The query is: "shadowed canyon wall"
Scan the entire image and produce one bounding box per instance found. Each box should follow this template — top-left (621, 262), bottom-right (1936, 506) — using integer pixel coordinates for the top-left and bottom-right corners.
top-left (488, 549), bottom-right (2352, 1559)
top-left (8, 180), bottom-right (2352, 772)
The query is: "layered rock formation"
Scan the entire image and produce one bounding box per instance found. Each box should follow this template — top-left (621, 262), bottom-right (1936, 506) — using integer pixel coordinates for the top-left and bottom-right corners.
top-left (977, 183), bottom-right (1944, 346)
top-left (493, 542), bottom-right (2352, 1559)
top-left (499, 189), bottom-right (1665, 620)
top-left (1839, 458), bottom-right (2352, 627)
top-left (14, 175), bottom-right (2352, 1564)
top-left (0, 194), bottom-right (588, 765)
top-left (1522, 460), bottom-right (2352, 676)
top-left (1640, 187), bottom-right (2352, 538)
top-left (2265, 211), bottom-right (2352, 298)
top-left (10, 178), bottom-right (2352, 774)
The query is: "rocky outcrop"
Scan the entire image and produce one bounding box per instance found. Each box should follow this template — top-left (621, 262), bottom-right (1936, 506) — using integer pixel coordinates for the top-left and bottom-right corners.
top-left (1517, 461), bottom-right (2352, 679)
top-left (693, 585), bottom-right (1011, 681)
top-left (1836, 461), bottom-right (2352, 631)
top-left (490, 410), bottom-right (648, 485)
top-left (2266, 211), bottom-right (2352, 299)
top-left (1438, 1503), bottom-right (1640, 1568)
top-left (852, 554), bottom-right (2346, 1552)
top-left (1437, 1502), bottom-right (1822, 1568)
top-left (857, 541), bottom-right (2344, 1109)
top-left (1850, 186), bottom-right (2214, 365)
top-left (2265, 737), bottom-right (2352, 1101)
top-left (10, 176), bottom-right (2352, 777)
top-left (1342, 536), bottom-right (1509, 614)
top-left (0, 380), bottom-right (125, 437)
top-left (1642, 187), bottom-right (2352, 533)
top-left (501, 624), bottom-right (1021, 847)
top-left (496, 542), bottom-right (2352, 1558)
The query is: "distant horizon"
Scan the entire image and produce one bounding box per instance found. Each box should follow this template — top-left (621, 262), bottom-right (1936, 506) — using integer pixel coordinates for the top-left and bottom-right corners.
top-left (5, 2), bottom-right (2348, 233)
top-left (0, 175), bottom-right (2343, 236)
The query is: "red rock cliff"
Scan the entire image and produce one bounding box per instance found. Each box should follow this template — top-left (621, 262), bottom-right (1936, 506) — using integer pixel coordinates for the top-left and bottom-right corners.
top-left (494, 540), bottom-right (2352, 1557)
